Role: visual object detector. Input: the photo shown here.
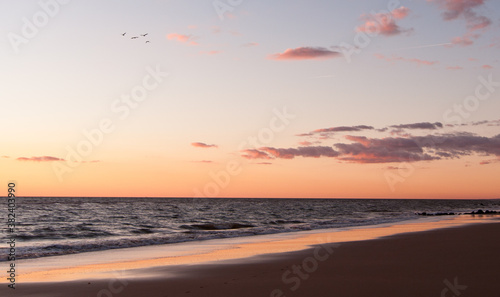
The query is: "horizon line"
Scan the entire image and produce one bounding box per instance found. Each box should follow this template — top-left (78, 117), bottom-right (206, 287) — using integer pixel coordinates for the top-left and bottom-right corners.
top-left (2, 196), bottom-right (499, 200)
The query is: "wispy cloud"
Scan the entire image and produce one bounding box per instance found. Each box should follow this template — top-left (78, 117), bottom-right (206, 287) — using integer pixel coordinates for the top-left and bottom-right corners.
top-left (268, 47), bottom-right (341, 61)
top-left (191, 160), bottom-right (214, 163)
top-left (375, 53), bottom-right (439, 66)
top-left (356, 7), bottom-right (412, 36)
top-left (297, 125), bottom-right (374, 138)
top-left (167, 33), bottom-right (198, 46)
top-left (241, 149), bottom-right (273, 159)
top-left (242, 146), bottom-right (339, 160)
top-left (242, 42), bottom-right (259, 47)
top-left (298, 141), bottom-right (314, 146)
top-left (485, 37), bottom-right (500, 49)
top-left (259, 146), bottom-right (339, 159)
top-left (469, 119), bottom-right (500, 126)
top-left (479, 158), bottom-right (500, 165)
top-left (390, 122), bottom-right (443, 130)
top-left (389, 42), bottom-right (453, 51)
top-left (313, 125), bottom-right (374, 134)
top-left (17, 156), bottom-right (65, 162)
top-left (428, 0), bottom-right (491, 46)
top-left (386, 166), bottom-right (404, 170)
top-left (191, 142), bottom-right (218, 149)
top-left (200, 50), bottom-right (221, 55)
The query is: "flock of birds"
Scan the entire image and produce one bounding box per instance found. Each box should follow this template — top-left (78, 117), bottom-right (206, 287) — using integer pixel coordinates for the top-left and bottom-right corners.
top-left (122, 32), bottom-right (150, 43)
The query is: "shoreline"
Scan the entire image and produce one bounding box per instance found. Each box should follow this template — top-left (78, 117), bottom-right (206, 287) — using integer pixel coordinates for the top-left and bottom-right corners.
top-left (1, 215), bottom-right (499, 296)
top-left (2, 214), bottom-right (498, 283)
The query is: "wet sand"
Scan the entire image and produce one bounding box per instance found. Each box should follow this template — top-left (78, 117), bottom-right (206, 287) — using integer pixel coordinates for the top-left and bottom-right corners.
top-left (2, 216), bottom-right (499, 296)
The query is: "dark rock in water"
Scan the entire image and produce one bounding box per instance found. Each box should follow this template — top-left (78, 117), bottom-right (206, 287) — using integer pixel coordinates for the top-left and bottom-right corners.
top-left (180, 222), bottom-right (255, 230)
top-left (417, 209), bottom-right (500, 216)
top-left (465, 209), bottom-right (499, 215)
top-left (416, 212), bottom-right (455, 216)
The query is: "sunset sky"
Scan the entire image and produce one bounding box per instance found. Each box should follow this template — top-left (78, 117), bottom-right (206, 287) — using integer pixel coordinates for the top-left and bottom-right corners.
top-left (1, 0), bottom-right (499, 198)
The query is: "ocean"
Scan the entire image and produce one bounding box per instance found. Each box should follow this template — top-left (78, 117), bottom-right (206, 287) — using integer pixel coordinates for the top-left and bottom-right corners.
top-left (2, 197), bottom-right (499, 261)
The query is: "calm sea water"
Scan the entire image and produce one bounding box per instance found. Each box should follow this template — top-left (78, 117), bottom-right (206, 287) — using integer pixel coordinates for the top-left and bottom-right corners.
top-left (1, 197), bottom-right (499, 261)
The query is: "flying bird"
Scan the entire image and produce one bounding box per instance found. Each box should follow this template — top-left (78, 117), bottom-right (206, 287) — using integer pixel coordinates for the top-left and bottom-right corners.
top-left (141, 33), bottom-right (148, 37)
top-left (122, 32), bottom-right (126, 36)
top-left (145, 41), bottom-right (150, 43)
top-left (131, 36), bottom-right (139, 39)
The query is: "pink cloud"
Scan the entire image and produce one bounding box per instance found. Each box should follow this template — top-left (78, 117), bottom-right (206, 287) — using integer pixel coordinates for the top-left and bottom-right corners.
top-left (485, 37), bottom-right (500, 49)
top-left (192, 160), bottom-right (214, 163)
top-left (391, 7), bottom-right (411, 19)
top-left (428, 0), bottom-right (487, 21)
top-left (225, 12), bottom-right (236, 20)
top-left (191, 142), bottom-right (218, 149)
top-left (356, 6), bottom-right (412, 36)
top-left (167, 33), bottom-right (190, 42)
top-left (17, 156), bottom-right (64, 162)
top-left (241, 149), bottom-right (273, 160)
top-left (479, 158), bottom-right (500, 165)
top-left (375, 54), bottom-right (439, 66)
top-left (242, 146), bottom-right (339, 160)
top-left (200, 50), bottom-right (221, 55)
top-left (239, 122), bottom-right (500, 164)
top-left (386, 166), bottom-right (402, 170)
top-left (338, 133), bottom-right (500, 163)
top-left (211, 26), bottom-right (222, 34)
top-left (167, 33), bottom-right (198, 46)
top-left (451, 33), bottom-right (477, 46)
top-left (298, 141), bottom-right (313, 146)
top-left (313, 125), bottom-right (374, 134)
top-left (428, 0), bottom-right (491, 46)
top-left (345, 135), bottom-right (372, 147)
top-left (482, 64), bottom-right (493, 69)
top-left (447, 66), bottom-right (463, 70)
top-left (268, 47), bottom-right (341, 61)
top-left (242, 42), bottom-right (259, 47)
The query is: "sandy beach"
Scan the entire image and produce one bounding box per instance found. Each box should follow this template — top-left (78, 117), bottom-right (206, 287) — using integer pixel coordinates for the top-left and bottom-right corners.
top-left (2, 215), bottom-right (499, 297)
